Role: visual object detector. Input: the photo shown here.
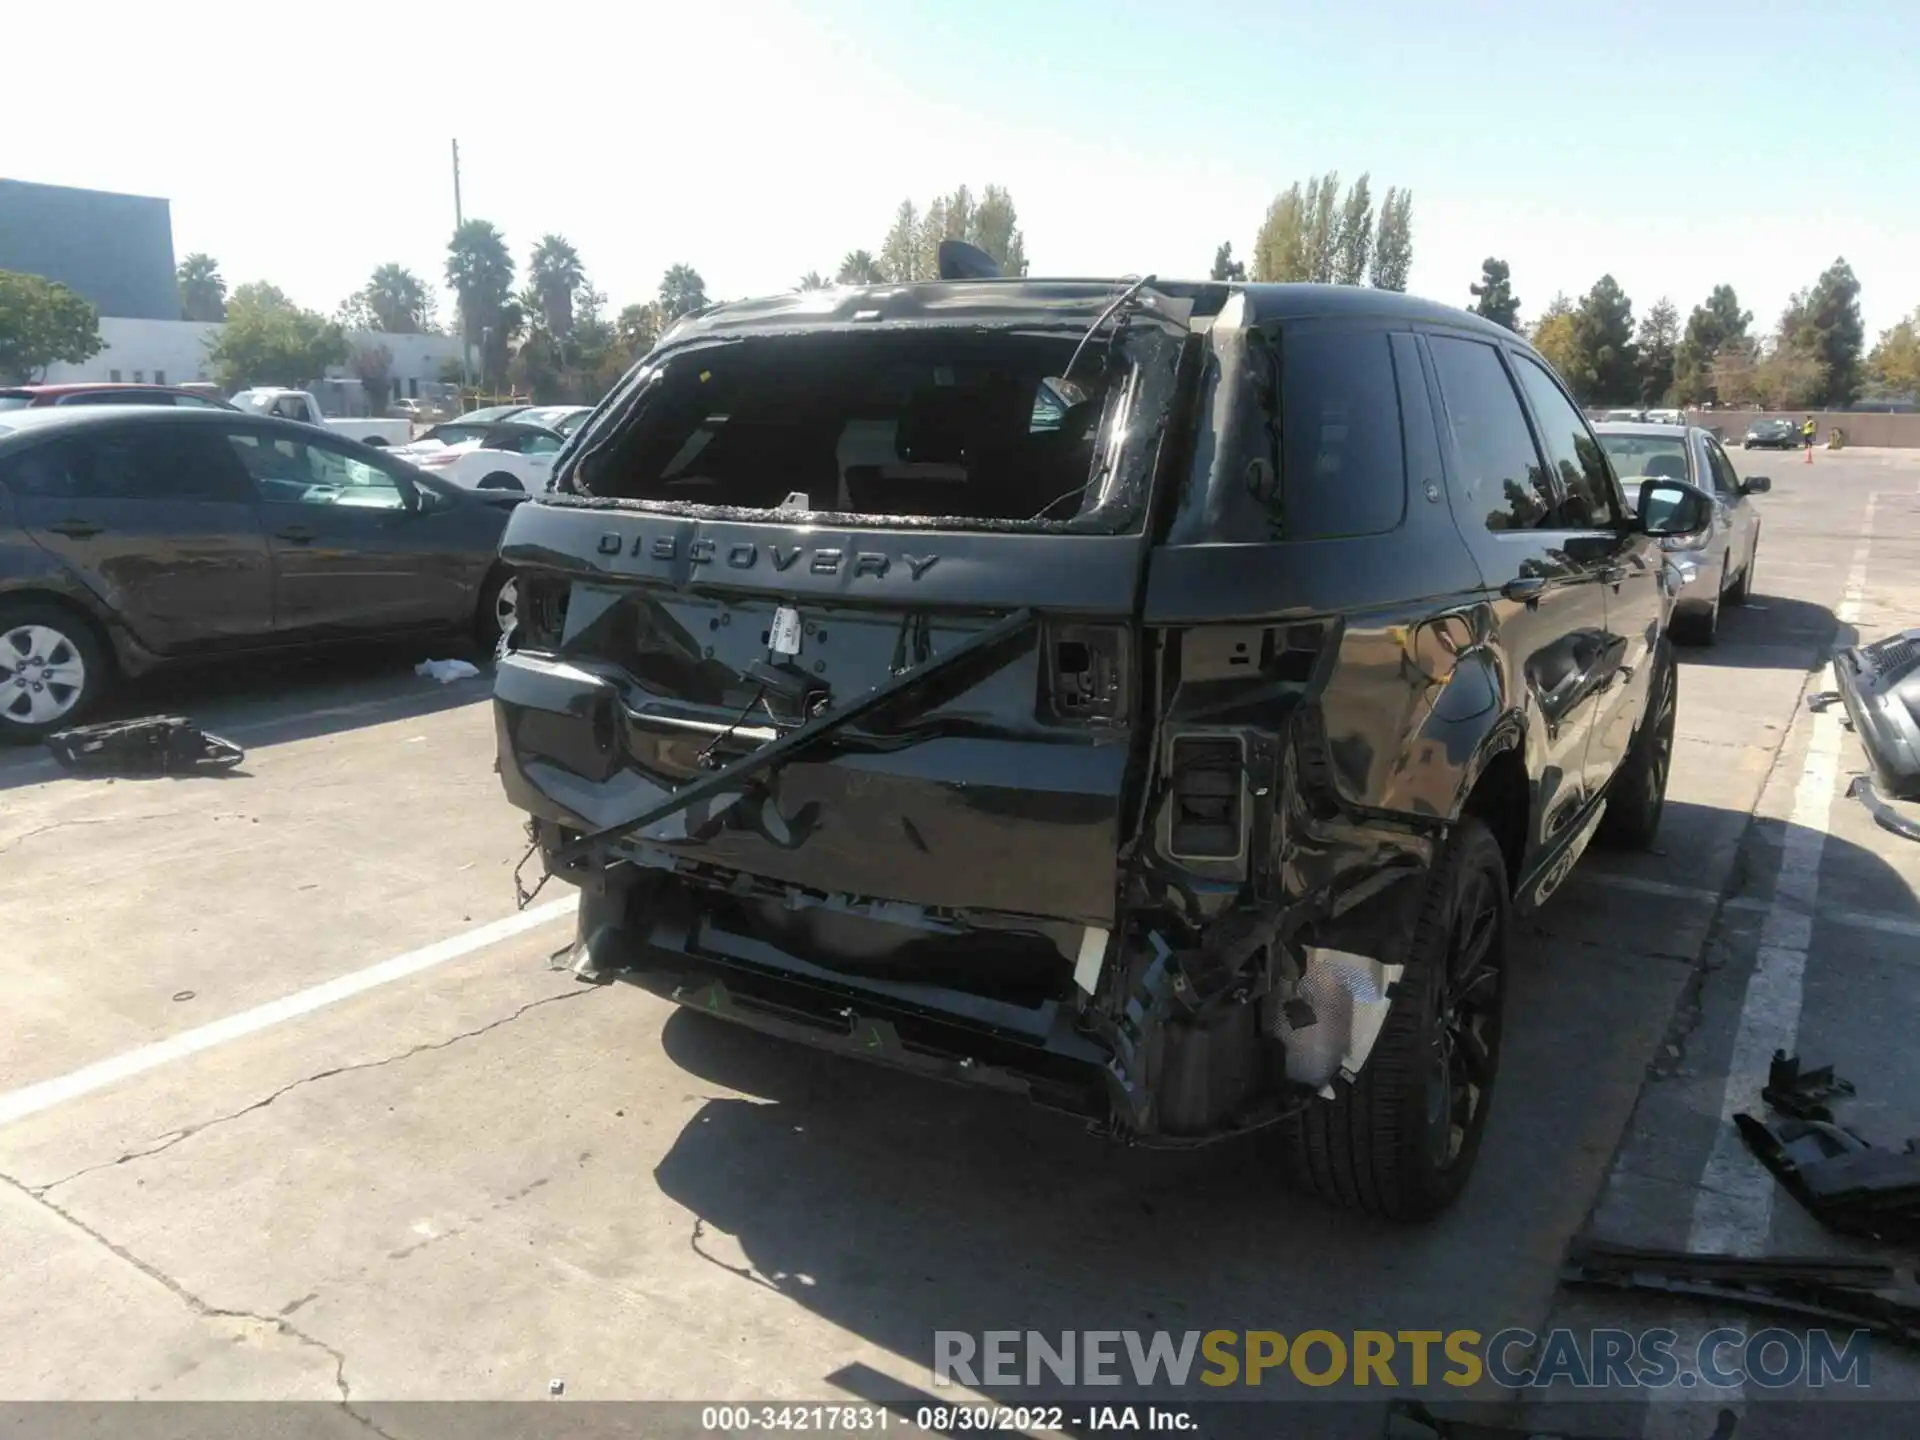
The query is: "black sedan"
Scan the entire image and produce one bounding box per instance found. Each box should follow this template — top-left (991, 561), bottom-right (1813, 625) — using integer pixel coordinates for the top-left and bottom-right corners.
top-left (0, 406), bottom-right (521, 741)
top-left (1743, 417), bottom-right (1800, 449)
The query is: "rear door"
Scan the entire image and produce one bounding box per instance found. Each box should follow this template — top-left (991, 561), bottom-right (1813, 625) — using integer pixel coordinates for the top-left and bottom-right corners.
top-left (1422, 332), bottom-right (1610, 849)
top-left (1507, 353), bottom-right (1661, 805)
top-left (222, 423), bottom-right (474, 636)
top-left (4, 422), bottom-right (274, 652)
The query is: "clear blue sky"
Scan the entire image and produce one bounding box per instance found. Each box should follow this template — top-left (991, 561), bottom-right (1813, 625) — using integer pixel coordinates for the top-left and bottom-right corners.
top-left (5, 0), bottom-right (1914, 337)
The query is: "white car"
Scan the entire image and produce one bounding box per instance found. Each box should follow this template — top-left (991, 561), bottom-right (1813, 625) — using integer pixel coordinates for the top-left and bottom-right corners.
top-left (510, 404), bottom-right (593, 437)
top-left (393, 419), bottom-right (565, 492)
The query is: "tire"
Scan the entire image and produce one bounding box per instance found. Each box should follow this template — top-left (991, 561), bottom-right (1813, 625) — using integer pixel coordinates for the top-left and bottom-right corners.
top-left (1598, 642), bottom-right (1676, 850)
top-left (1275, 816), bottom-right (1510, 1222)
top-left (363, 437), bottom-right (390, 448)
top-left (0, 600), bottom-right (110, 744)
top-left (478, 472), bottom-right (525, 492)
top-left (476, 569), bottom-right (518, 653)
top-left (1669, 559), bottom-right (1721, 645)
top-left (1725, 534), bottom-right (1755, 606)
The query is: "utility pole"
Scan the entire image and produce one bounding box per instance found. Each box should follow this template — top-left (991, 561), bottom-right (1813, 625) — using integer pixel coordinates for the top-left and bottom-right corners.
top-left (452, 139), bottom-right (470, 395)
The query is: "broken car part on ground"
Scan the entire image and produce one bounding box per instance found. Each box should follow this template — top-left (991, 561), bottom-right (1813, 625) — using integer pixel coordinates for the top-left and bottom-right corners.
top-left (45, 714), bottom-right (244, 776)
top-left (490, 270), bottom-right (1718, 1221)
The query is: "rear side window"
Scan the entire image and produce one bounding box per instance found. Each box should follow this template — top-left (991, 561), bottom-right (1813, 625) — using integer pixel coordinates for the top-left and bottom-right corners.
top-left (61, 390), bottom-right (174, 407)
top-left (1511, 355), bottom-right (1624, 526)
top-left (0, 445), bottom-right (77, 498)
top-left (61, 429), bottom-right (249, 502)
top-left (1275, 326), bottom-right (1406, 539)
top-left (1426, 336), bottom-right (1555, 532)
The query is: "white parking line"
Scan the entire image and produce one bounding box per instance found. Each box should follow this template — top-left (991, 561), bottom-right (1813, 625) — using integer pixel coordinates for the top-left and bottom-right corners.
top-left (0, 894), bottom-right (578, 1130)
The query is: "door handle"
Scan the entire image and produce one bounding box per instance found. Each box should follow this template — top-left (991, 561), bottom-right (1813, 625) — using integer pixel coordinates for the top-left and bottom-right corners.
top-left (48, 519), bottom-right (101, 539)
top-left (1502, 577), bottom-right (1548, 603)
top-left (275, 525), bottom-right (317, 544)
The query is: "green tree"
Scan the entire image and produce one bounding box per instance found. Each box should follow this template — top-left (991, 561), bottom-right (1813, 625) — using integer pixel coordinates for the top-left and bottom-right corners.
top-left (1369, 187), bottom-right (1414, 291)
top-left (880, 200), bottom-right (920, 282)
top-left (837, 250), bottom-right (885, 284)
top-left (1334, 174), bottom-right (1374, 286)
top-left (206, 289), bottom-right (345, 390)
top-left (1753, 334), bottom-right (1829, 409)
top-left (1469, 258), bottom-right (1521, 330)
top-left (1671, 284), bottom-right (1752, 404)
top-left (969, 185), bottom-right (1028, 274)
top-left (1867, 309), bottom-right (1920, 398)
top-left (1635, 297), bottom-right (1680, 405)
top-left (0, 271), bottom-right (104, 382)
top-left (797, 270), bottom-right (831, 291)
top-left (349, 343), bottom-right (393, 412)
top-left (616, 302), bottom-right (663, 356)
top-left (177, 253), bottom-right (227, 322)
top-left (914, 195), bottom-right (949, 282)
top-left (230, 280), bottom-right (294, 312)
top-left (1209, 242), bottom-right (1246, 282)
top-left (445, 219), bottom-right (515, 387)
top-left (1566, 275), bottom-right (1638, 404)
top-left (1708, 337), bottom-right (1761, 407)
top-left (359, 264), bottom-right (431, 333)
top-left (1780, 258), bottom-right (1865, 405)
top-left (1252, 182), bottom-right (1307, 281)
top-left (658, 265), bottom-right (709, 322)
top-left (1301, 173), bottom-right (1343, 283)
top-left (529, 235), bottom-right (585, 338)
top-left (1530, 294), bottom-right (1579, 383)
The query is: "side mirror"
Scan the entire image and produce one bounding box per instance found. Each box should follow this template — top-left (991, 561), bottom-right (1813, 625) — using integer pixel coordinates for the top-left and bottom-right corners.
top-left (1636, 477), bottom-right (1714, 539)
top-left (1740, 476), bottom-right (1772, 495)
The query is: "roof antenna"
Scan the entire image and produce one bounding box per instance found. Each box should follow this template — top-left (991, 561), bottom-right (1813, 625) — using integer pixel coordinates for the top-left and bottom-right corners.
top-left (937, 240), bottom-right (1001, 280)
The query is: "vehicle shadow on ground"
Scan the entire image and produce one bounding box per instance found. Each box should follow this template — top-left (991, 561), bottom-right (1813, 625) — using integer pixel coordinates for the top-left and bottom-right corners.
top-left (0, 644), bottom-right (493, 793)
top-left (1679, 593), bottom-right (1842, 671)
top-left (642, 796), bottom-right (1911, 1414)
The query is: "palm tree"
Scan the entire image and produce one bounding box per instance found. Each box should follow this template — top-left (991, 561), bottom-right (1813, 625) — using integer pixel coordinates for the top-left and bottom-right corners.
top-left (837, 250), bottom-right (885, 285)
top-left (529, 234), bottom-right (585, 338)
top-left (658, 264), bottom-right (709, 322)
top-left (364, 264), bottom-right (429, 334)
top-left (177, 253), bottom-right (226, 321)
top-left (797, 270), bottom-right (831, 291)
top-left (446, 220), bottom-right (514, 386)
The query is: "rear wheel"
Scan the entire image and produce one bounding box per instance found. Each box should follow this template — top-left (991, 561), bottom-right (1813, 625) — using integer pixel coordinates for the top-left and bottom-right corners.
top-left (0, 601), bottom-right (109, 744)
top-left (1598, 642), bottom-right (1676, 850)
top-left (478, 471), bottom-right (524, 492)
top-left (1275, 816), bottom-right (1510, 1221)
top-left (477, 570), bottom-right (518, 653)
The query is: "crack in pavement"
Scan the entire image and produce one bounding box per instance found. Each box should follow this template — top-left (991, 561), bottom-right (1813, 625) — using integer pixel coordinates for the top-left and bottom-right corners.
top-left (32, 987), bottom-right (600, 1196)
top-left (0, 812), bottom-right (212, 857)
top-left (0, 1165), bottom-right (352, 1398)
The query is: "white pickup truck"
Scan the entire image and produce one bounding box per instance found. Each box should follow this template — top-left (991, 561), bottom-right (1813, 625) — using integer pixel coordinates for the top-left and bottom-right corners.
top-left (229, 388), bottom-right (415, 447)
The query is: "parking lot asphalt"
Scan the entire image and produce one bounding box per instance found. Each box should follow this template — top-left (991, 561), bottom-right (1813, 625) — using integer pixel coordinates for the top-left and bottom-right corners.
top-left (2, 451), bottom-right (1918, 1432)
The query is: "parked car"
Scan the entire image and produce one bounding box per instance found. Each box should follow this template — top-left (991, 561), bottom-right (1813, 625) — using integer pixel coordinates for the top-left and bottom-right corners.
top-left (1595, 421), bottom-right (1769, 645)
top-left (1644, 408), bottom-right (1684, 426)
top-left (388, 398), bottom-right (443, 424)
top-left (1743, 417), bottom-right (1799, 449)
top-left (509, 405), bottom-right (594, 437)
top-left (228, 388), bottom-right (414, 447)
top-left (491, 278), bottom-right (1715, 1221)
top-left (392, 420), bottom-right (566, 492)
top-left (0, 406), bottom-right (524, 741)
top-left (0, 383), bottom-right (237, 411)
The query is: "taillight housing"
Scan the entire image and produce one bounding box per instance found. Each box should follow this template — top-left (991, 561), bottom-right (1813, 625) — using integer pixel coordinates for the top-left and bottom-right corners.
top-left (1164, 733), bottom-right (1246, 861)
top-left (1042, 623), bottom-right (1128, 723)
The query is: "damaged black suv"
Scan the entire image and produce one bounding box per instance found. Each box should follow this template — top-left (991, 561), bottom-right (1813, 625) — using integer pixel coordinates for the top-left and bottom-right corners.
top-left (492, 265), bottom-right (1714, 1220)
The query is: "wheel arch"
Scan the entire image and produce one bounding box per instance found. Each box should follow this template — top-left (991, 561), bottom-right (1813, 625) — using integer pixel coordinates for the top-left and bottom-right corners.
top-left (0, 584), bottom-right (127, 677)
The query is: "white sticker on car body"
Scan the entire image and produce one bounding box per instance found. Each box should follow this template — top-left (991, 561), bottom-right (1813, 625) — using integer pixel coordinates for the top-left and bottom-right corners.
top-left (769, 605), bottom-right (803, 657)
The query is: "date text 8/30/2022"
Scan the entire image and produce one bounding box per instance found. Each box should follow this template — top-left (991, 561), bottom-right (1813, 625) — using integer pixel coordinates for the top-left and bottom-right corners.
top-left (699, 1405), bottom-right (1198, 1432)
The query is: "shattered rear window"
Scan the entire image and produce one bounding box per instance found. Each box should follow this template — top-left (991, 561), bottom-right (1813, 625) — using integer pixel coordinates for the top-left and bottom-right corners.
top-left (567, 331), bottom-right (1169, 532)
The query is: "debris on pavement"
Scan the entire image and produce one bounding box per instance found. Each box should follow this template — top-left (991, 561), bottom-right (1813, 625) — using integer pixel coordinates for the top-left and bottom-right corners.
top-left (1560, 1239), bottom-right (1920, 1350)
top-left (1829, 627), bottom-right (1920, 799)
top-left (1734, 1112), bottom-right (1920, 1243)
top-left (414, 658), bottom-right (482, 683)
top-left (1763, 1050), bottom-right (1857, 1121)
top-left (45, 715), bottom-right (245, 777)
top-left (548, 1378), bottom-right (564, 1396)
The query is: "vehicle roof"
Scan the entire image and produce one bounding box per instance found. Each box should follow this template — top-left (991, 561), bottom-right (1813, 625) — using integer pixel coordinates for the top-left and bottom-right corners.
top-left (1592, 421), bottom-right (1710, 440)
top-left (0, 382), bottom-right (225, 400)
top-left (0, 403), bottom-right (380, 450)
top-left (658, 278), bottom-right (1526, 348)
